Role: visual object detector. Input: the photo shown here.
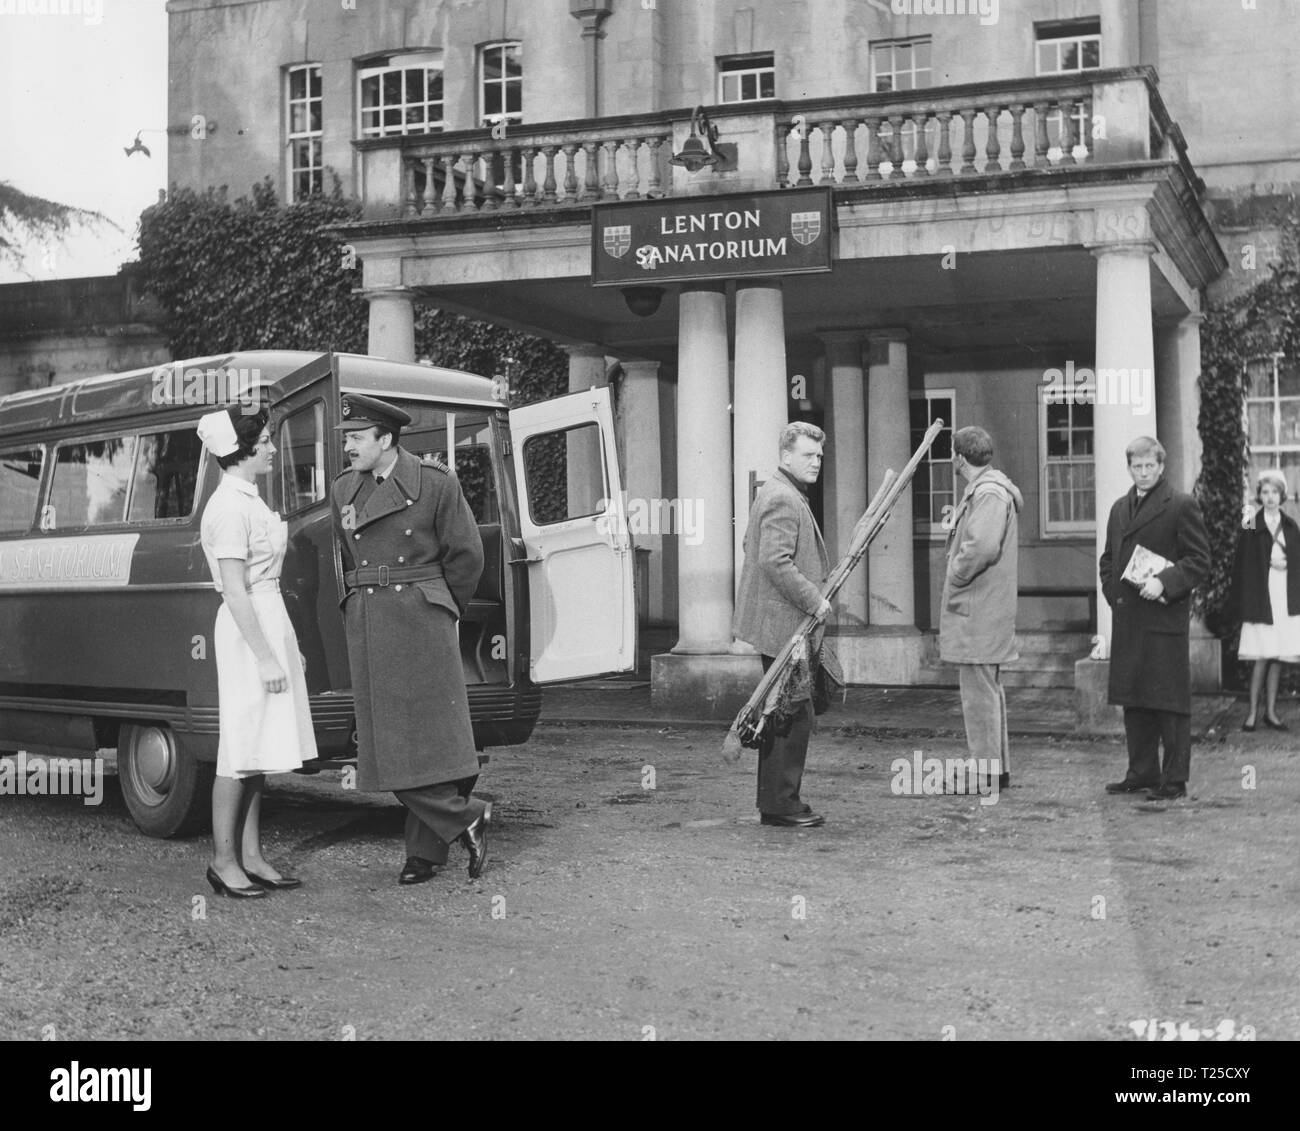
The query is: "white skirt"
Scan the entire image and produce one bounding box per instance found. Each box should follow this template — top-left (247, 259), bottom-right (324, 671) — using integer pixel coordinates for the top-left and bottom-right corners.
top-left (215, 588), bottom-right (318, 778)
top-left (1239, 567), bottom-right (1300, 662)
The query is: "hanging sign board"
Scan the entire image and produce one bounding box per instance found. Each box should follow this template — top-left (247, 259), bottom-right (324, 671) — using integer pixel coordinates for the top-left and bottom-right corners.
top-left (591, 187), bottom-right (834, 286)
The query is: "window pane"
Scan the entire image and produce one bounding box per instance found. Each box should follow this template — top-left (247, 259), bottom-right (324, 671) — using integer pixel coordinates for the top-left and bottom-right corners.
top-left (722, 74), bottom-right (739, 101)
top-left (290, 103), bottom-right (307, 135)
top-left (382, 71), bottom-right (401, 103)
top-left (896, 42), bottom-right (911, 70)
top-left (1248, 403), bottom-right (1276, 445)
top-left (484, 84), bottom-right (502, 116)
top-left (0, 448), bottom-right (43, 533)
top-left (1279, 399), bottom-right (1300, 444)
top-left (308, 68), bottom-right (321, 96)
top-left (289, 68), bottom-right (306, 100)
top-left (1245, 358), bottom-right (1274, 397)
top-left (309, 103), bottom-right (322, 132)
top-left (505, 45), bottom-right (523, 77)
top-left (742, 73), bottom-right (757, 100)
top-left (1082, 39), bottom-right (1100, 68)
top-left (1062, 42), bottom-right (1079, 70)
top-left (1046, 429), bottom-right (1070, 457)
top-left (1037, 42), bottom-right (1056, 73)
top-left (759, 70), bottom-right (775, 98)
top-left (1046, 402), bottom-right (1070, 429)
top-left (429, 71), bottom-right (444, 100)
top-left (523, 423), bottom-right (604, 525)
top-left (896, 71), bottom-right (913, 91)
top-left (483, 47), bottom-right (502, 82)
top-left (406, 69), bottom-right (424, 102)
top-left (275, 403), bottom-right (325, 514)
top-left (129, 430), bottom-right (202, 521)
top-left (1279, 359), bottom-right (1300, 396)
top-left (914, 40), bottom-right (931, 69)
top-left (505, 83), bottom-right (522, 115)
top-left (361, 76), bottom-right (379, 108)
top-left (51, 438), bottom-right (134, 528)
top-left (386, 404), bottom-right (500, 525)
top-left (875, 75), bottom-right (894, 93)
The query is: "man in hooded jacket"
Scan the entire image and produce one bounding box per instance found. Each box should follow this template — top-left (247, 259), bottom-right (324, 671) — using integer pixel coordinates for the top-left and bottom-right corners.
top-left (939, 426), bottom-right (1024, 791)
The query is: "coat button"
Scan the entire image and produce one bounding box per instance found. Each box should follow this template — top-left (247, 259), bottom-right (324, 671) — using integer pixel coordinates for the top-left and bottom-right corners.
top-left (353, 533), bottom-right (361, 540)
top-left (361, 560), bottom-right (368, 566)
top-left (367, 587), bottom-right (374, 594)
top-left (395, 584), bottom-right (403, 592)
top-left (405, 529), bottom-right (412, 536)
top-left (406, 499), bottom-right (413, 506)
top-left (397, 556), bottom-right (405, 563)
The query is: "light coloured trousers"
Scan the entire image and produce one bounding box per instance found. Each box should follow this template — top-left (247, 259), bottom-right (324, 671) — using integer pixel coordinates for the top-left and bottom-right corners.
top-left (957, 663), bottom-right (1011, 775)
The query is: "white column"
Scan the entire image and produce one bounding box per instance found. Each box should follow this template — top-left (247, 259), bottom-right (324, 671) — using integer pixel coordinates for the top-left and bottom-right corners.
top-left (1155, 313), bottom-right (1204, 494)
top-left (732, 280), bottom-right (790, 616)
top-left (1099, 0), bottom-right (1141, 67)
top-left (1091, 242), bottom-right (1158, 646)
top-left (674, 283), bottom-right (733, 653)
top-left (365, 288), bottom-right (416, 362)
top-left (820, 331), bottom-right (868, 627)
top-left (621, 359), bottom-right (666, 624)
top-left (865, 330), bottom-right (915, 627)
top-left (562, 344), bottom-right (608, 517)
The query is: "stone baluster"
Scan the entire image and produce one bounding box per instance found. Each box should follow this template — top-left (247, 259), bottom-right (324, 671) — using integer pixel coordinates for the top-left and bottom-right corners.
top-left (912, 112), bottom-right (930, 176)
top-left (623, 137), bottom-right (643, 200)
top-left (796, 123), bottom-right (813, 186)
top-left (888, 114), bottom-right (906, 179)
top-left (776, 122), bottom-right (791, 188)
top-left (645, 137), bottom-right (665, 198)
top-left (958, 108), bottom-right (978, 174)
top-left (521, 146), bottom-right (537, 207)
top-left (1008, 104), bottom-right (1026, 171)
top-left (1081, 98), bottom-right (1094, 162)
top-left (818, 121), bottom-right (837, 184)
top-left (935, 110), bottom-right (953, 177)
top-left (601, 140), bottom-right (620, 198)
top-left (1033, 101), bottom-right (1050, 167)
top-left (562, 142), bottom-right (580, 202)
top-left (461, 153), bottom-right (479, 211)
top-left (580, 141), bottom-right (601, 201)
top-left (481, 150), bottom-right (500, 211)
top-left (441, 155), bottom-right (457, 210)
top-left (984, 105), bottom-right (1002, 172)
top-left (404, 159), bottom-right (417, 215)
top-left (501, 147), bottom-right (519, 209)
top-left (863, 115), bottom-right (882, 180)
top-left (422, 156), bottom-right (439, 213)
top-left (541, 145), bottom-right (558, 204)
top-left (840, 118), bottom-right (860, 183)
top-left (1060, 100), bottom-right (1079, 166)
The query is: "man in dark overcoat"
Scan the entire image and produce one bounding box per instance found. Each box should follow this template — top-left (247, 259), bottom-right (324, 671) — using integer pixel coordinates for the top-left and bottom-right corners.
top-left (331, 394), bottom-right (490, 883)
top-left (733, 422), bottom-right (831, 828)
top-left (1100, 436), bottom-right (1210, 801)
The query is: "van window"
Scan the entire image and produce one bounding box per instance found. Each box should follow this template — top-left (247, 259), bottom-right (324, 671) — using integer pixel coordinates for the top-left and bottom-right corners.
top-left (276, 401), bottom-right (326, 514)
top-left (390, 403), bottom-right (499, 524)
top-left (49, 437), bottom-right (135, 529)
top-left (522, 422), bottom-right (604, 525)
top-left (0, 447), bottom-right (44, 533)
top-left (128, 428), bottom-right (203, 521)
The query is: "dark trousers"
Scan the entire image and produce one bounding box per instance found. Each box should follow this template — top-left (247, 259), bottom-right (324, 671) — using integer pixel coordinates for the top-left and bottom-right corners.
top-left (393, 775), bottom-right (484, 864)
top-left (757, 655), bottom-right (814, 815)
top-left (1122, 708), bottom-right (1191, 786)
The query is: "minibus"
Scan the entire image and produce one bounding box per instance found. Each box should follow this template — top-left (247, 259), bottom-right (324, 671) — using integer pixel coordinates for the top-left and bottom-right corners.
top-left (0, 351), bottom-right (635, 836)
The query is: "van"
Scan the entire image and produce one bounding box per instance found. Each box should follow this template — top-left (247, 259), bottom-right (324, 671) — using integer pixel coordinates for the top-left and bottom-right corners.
top-left (0, 351), bottom-right (635, 836)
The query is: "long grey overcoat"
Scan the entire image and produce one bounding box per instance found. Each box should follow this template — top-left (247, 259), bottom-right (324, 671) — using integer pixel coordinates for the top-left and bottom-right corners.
top-left (733, 468), bottom-right (829, 658)
top-left (1099, 476), bottom-right (1210, 714)
top-left (331, 447), bottom-right (484, 791)
top-left (939, 467), bottom-right (1023, 665)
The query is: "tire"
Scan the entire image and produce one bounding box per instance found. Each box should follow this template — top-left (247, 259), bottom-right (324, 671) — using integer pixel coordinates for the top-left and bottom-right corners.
top-left (117, 723), bottom-right (213, 838)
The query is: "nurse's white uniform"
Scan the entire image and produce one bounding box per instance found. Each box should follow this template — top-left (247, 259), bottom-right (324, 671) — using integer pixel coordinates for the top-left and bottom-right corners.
top-left (200, 475), bottom-right (317, 778)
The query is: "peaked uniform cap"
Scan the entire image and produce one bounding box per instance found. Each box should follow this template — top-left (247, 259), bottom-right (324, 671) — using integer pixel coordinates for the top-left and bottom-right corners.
top-left (335, 393), bottom-right (413, 432)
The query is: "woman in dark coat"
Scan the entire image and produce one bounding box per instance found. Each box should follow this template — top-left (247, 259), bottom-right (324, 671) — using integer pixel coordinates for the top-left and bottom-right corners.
top-left (1233, 470), bottom-right (1300, 731)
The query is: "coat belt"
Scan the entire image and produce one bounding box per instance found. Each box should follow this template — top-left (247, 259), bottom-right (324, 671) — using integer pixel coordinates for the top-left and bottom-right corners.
top-left (344, 563), bottom-right (445, 589)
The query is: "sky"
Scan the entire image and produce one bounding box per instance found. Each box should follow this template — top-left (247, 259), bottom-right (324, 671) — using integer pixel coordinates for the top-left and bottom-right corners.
top-left (0, 0), bottom-right (169, 283)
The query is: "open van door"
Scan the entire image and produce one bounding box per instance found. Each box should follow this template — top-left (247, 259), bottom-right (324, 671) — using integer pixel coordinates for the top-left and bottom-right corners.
top-left (509, 387), bottom-right (635, 682)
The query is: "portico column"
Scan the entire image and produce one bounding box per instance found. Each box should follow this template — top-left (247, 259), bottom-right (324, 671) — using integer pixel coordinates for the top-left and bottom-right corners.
top-left (621, 359), bottom-right (666, 623)
top-left (819, 331), bottom-right (868, 627)
top-left (732, 280), bottom-right (790, 641)
top-left (562, 344), bottom-right (608, 518)
top-left (865, 329), bottom-right (916, 628)
top-left (1090, 242), bottom-right (1158, 647)
top-left (1155, 313), bottom-right (1205, 494)
top-left (674, 283), bottom-right (732, 653)
top-left (364, 287), bottom-right (416, 362)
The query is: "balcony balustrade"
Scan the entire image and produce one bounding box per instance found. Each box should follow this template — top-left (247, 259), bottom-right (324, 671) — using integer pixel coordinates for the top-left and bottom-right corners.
top-left (352, 67), bottom-right (1198, 223)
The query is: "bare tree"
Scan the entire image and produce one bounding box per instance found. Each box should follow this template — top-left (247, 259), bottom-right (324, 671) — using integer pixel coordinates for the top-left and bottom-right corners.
top-left (0, 181), bottom-right (118, 269)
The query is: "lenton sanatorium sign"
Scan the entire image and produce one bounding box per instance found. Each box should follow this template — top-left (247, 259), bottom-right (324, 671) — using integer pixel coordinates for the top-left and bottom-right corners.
top-left (590, 187), bottom-right (834, 287)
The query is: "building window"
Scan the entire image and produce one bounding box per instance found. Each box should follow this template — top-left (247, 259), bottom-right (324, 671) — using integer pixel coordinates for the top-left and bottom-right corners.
top-left (480, 41), bottom-right (523, 128)
top-left (1035, 19), bottom-right (1101, 75)
top-left (286, 64), bottom-right (322, 201)
top-left (1245, 353), bottom-right (1300, 491)
top-left (358, 52), bottom-right (444, 138)
top-left (910, 390), bottom-right (954, 534)
top-left (718, 53), bottom-right (775, 103)
top-left (1041, 395), bottom-right (1095, 534)
top-left (872, 38), bottom-right (931, 93)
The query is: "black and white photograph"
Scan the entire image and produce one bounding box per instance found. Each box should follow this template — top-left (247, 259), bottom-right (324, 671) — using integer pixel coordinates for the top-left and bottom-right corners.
top-left (0, 0), bottom-right (1296, 1078)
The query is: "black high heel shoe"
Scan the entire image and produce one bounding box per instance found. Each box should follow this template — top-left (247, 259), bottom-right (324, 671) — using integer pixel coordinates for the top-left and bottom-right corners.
top-left (1264, 716), bottom-right (1289, 731)
top-left (245, 870), bottom-right (302, 890)
top-left (206, 865), bottom-right (267, 899)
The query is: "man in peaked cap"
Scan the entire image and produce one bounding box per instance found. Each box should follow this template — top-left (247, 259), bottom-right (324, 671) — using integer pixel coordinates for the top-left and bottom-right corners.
top-left (331, 393), bottom-right (491, 883)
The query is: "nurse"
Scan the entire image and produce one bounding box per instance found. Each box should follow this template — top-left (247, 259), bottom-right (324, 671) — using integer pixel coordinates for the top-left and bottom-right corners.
top-left (197, 406), bottom-right (317, 898)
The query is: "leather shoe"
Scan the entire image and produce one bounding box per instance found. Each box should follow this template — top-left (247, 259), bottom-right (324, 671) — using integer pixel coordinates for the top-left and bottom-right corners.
top-left (398, 856), bottom-right (438, 886)
top-left (1264, 716), bottom-right (1289, 731)
top-left (1242, 720), bottom-right (1257, 732)
top-left (760, 811), bottom-right (825, 827)
top-left (459, 802), bottom-right (491, 878)
top-left (1147, 782), bottom-right (1187, 801)
top-left (246, 870), bottom-right (303, 890)
top-left (205, 865), bottom-right (267, 899)
top-left (1105, 778), bottom-right (1159, 794)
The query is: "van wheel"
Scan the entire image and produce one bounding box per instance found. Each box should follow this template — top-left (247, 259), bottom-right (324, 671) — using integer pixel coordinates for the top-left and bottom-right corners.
top-left (117, 723), bottom-right (213, 838)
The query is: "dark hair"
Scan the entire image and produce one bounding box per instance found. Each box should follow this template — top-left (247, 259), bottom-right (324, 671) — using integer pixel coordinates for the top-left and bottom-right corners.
top-left (953, 425), bottom-right (994, 467)
top-left (373, 424), bottom-right (401, 447)
top-left (215, 406), bottom-right (271, 469)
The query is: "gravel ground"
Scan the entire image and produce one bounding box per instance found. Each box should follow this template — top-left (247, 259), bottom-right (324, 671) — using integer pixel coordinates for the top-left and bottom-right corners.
top-left (1, 719), bottom-right (1296, 1041)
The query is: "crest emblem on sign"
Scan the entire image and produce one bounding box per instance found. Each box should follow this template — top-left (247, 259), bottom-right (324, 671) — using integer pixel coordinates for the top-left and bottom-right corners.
top-left (791, 211), bottom-right (821, 246)
top-left (603, 225), bottom-right (632, 258)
